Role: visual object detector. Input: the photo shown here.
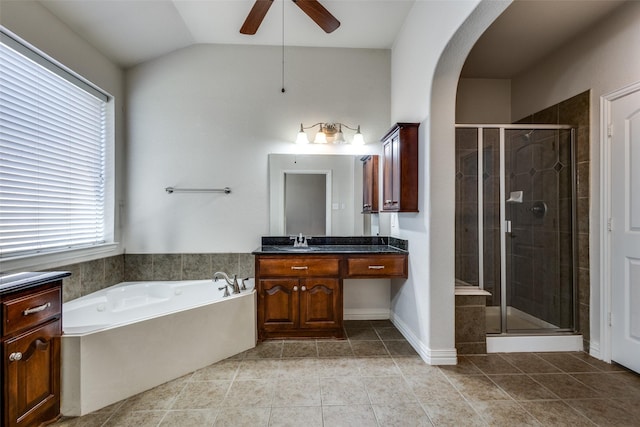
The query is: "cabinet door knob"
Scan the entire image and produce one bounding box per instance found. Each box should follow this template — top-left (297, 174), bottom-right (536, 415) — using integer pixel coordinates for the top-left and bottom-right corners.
top-left (301, 286), bottom-right (307, 291)
top-left (293, 286), bottom-right (299, 292)
top-left (9, 352), bottom-right (22, 362)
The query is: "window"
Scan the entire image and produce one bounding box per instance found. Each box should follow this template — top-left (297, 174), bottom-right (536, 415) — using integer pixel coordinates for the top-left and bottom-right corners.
top-left (0, 30), bottom-right (111, 259)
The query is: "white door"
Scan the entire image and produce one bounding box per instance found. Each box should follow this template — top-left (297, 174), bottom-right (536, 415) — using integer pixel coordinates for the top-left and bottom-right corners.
top-left (610, 87), bottom-right (640, 373)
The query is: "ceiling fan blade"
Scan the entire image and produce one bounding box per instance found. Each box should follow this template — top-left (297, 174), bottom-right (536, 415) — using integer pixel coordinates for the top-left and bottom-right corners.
top-left (292, 0), bottom-right (340, 33)
top-left (240, 0), bottom-right (275, 35)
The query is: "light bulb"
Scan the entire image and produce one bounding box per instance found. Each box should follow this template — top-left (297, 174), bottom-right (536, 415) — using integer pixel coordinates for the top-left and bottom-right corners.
top-left (295, 123), bottom-right (309, 144)
top-left (352, 126), bottom-right (365, 145)
top-left (314, 125), bottom-right (327, 143)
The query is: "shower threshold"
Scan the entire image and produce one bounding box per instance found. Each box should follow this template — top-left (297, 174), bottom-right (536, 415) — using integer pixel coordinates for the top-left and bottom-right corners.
top-left (486, 333), bottom-right (583, 353)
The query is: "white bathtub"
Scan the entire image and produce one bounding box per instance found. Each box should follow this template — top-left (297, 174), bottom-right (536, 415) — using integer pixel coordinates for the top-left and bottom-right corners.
top-left (61, 279), bottom-right (256, 416)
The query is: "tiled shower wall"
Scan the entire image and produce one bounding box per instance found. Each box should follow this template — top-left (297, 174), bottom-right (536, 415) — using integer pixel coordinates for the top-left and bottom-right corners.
top-left (51, 253), bottom-right (255, 303)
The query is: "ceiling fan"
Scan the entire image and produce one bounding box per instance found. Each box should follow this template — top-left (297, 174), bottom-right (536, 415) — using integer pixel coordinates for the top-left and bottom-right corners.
top-left (240, 0), bottom-right (341, 35)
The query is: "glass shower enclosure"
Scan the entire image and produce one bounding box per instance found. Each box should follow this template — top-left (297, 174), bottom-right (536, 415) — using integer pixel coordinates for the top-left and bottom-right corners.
top-left (455, 125), bottom-right (577, 334)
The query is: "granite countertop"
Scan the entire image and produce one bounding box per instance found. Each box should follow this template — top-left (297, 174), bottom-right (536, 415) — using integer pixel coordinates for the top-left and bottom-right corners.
top-left (253, 236), bottom-right (408, 255)
top-left (0, 271), bottom-right (71, 295)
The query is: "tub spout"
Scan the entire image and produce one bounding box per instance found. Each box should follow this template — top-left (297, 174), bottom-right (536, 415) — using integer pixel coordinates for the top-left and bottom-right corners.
top-left (213, 272), bottom-right (240, 294)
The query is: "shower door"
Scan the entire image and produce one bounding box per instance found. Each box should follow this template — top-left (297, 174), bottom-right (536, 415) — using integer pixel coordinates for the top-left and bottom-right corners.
top-left (503, 128), bottom-right (576, 332)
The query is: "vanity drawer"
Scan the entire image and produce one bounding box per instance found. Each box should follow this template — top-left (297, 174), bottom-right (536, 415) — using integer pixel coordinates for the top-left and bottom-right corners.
top-left (3, 287), bottom-right (62, 336)
top-left (346, 255), bottom-right (408, 278)
top-left (258, 257), bottom-right (341, 277)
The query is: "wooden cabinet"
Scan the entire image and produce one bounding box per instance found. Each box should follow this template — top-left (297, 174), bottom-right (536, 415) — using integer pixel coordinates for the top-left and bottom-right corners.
top-left (361, 155), bottom-right (378, 213)
top-left (2, 280), bottom-right (63, 427)
top-left (256, 256), bottom-right (343, 340)
top-left (381, 123), bottom-right (419, 212)
top-left (345, 255), bottom-right (408, 278)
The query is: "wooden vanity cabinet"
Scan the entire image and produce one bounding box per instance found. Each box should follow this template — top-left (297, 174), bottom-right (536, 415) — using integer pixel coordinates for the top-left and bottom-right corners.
top-left (2, 280), bottom-right (63, 427)
top-left (381, 123), bottom-right (419, 212)
top-left (256, 256), bottom-right (344, 340)
top-left (361, 155), bottom-right (378, 213)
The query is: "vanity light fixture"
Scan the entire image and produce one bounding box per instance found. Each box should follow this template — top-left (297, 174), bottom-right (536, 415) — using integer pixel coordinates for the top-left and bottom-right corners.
top-left (295, 122), bottom-right (365, 145)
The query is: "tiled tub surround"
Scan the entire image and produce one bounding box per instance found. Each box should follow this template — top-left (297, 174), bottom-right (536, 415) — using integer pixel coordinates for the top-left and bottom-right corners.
top-left (54, 321), bottom-right (640, 427)
top-left (53, 253), bottom-right (255, 303)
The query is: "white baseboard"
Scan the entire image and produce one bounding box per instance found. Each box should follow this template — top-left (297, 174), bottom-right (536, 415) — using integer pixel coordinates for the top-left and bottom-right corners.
top-left (487, 334), bottom-right (583, 353)
top-left (390, 311), bottom-right (457, 365)
top-left (344, 308), bottom-right (390, 320)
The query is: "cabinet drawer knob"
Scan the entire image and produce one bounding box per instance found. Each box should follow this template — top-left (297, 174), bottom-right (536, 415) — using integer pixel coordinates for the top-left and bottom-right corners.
top-left (9, 352), bottom-right (22, 362)
top-left (23, 302), bottom-right (51, 316)
top-left (293, 286), bottom-right (299, 292)
top-left (385, 200), bottom-right (392, 205)
top-left (368, 265), bottom-right (385, 270)
top-left (301, 286), bottom-right (307, 291)
top-left (291, 266), bottom-right (308, 270)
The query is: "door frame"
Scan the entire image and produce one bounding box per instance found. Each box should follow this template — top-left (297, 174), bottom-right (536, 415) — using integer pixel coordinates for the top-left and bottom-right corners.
top-left (599, 80), bottom-right (640, 363)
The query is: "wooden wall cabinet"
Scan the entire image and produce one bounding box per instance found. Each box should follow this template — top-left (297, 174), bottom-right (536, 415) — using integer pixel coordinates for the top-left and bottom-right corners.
top-left (2, 279), bottom-right (63, 427)
top-left (381, 123), bottom-right (419, 212)
top-left (361, 155), bottom-right (378, 213)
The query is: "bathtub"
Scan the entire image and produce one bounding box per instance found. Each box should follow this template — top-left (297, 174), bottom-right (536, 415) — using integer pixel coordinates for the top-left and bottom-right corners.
top-left (61, 279), bottom-right (256, 416)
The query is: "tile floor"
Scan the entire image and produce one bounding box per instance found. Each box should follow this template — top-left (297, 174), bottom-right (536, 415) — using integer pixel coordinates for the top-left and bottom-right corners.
top-left (55, 320), bottom-right (640, 426)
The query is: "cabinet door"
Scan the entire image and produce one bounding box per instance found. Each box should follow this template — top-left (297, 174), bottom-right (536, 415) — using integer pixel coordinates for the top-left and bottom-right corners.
top-left (5, 319), bottom-right (60, 427)
top-left (382, 138), bottom-right (394, 211)
top-left (362, 155), bottom-right (378, 213)
top-left (299, 278), bottom-right (341, 330)
top-left (259, 279), bottom-right (299, 333)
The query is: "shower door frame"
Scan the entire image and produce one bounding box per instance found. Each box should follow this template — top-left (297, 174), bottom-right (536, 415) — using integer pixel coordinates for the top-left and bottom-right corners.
top-left (456, 124), bottom-right (577, 335)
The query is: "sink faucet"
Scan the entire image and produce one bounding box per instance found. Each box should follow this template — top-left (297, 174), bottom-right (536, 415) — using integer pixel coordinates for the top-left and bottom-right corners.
top-left (213, 271), bottom-right (240, 294)
top-left (290, 233), bottom-right (310, 248)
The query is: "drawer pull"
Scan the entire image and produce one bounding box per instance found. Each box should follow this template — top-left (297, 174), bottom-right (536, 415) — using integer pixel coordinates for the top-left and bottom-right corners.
top-left (9, 352), bottom-right (22, 362)
top-left (23, 302), bottom-right (51, 316)
top-left (291, 266), bottom-right (309, 270)
top-left (368, 265), bottom-right (385, 270)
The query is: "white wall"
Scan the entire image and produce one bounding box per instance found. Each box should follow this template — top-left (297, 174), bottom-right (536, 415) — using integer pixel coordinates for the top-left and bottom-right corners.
top-left (125, 45), bottom-right (389, 254)
top-left (0, 0), bottom-right (126, 270)
top-left (456, 78), bottom-right (511, 123)
top-left (389, 0), bottom-right (510, 363)
top-left (510, 0), bottom-right (640, 357)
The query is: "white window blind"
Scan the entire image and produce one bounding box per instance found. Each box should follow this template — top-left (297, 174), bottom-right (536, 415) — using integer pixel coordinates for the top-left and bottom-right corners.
top-left (0, 32), bottom-right (108, 259)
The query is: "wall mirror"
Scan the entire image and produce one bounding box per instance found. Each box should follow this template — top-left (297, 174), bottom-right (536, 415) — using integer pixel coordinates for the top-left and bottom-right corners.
top-left (269, 154), bottom-right (369, 236)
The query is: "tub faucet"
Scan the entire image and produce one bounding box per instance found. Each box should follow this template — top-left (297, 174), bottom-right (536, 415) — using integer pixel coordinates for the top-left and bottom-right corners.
top-left (213, 271), bottom-right (240, 294)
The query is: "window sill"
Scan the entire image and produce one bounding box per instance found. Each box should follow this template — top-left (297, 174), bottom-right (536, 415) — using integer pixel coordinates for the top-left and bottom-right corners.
top-left (0, 243), bottom-right (121, 274)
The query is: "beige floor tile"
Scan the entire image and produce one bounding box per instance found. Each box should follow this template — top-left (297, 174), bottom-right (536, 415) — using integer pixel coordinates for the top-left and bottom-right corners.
top-left (317, 341), bottom-right (354, 357)
top-left (321, 377), bottom-right (370, 405)
top-left (272, 378), bottom-right (321, 406)
top-left (529, 373), bottom-right (601, 399)
top-left (363, 376), bottom-right (417, 405)
top-left (569, 352), bottom-right (629, 372)
top-left (351, 340), bottom-right (389, 357)
top-left (282, 341), bottom-right (318, 358)
top-left (438, 356), bottom-right (483, 376)
top-left (268, 406), bottom-right (323, 427)
top-left (214, 407), bottom-right (270, 427)
top-left (488, 374), bottom-right (558, 400)
top-left (119, 376), bottom-right (189, 412)
top-left (344, 320), bottom-right (373, 329)
top-left (519, 400), bottom-right (595, 426)
top-left (406, 371), bottom-right (464, 402)
top-left (54, 414), bottom-right (112, 427)
top-left (611, 398), bottom-right (640, 418)
top-left (159, 409), bottom-right (218, 427)
top-left (322, 405), bottom-right (378, 427)
top-left (277, 358), bottom-right (322, 378)
top-left (470, 400), bottom-right (540, 426)
top-left (393, 356), bottom-right (441, 377)
top-left (171, 381), bottom-right (231, 409)
top-left (224, 379), bottom-right (273, 407)
top-left (499, 353), bottom-right (561, 374)
top-left (103, 410), bottom-right (167, 427)
top-left (466, 354), bottom-right (521, 375)
top-left (571, 372), bottom-right (640, 399)
top-left (244, 341), bottom-right (283, 359)
top-left (191, 360), bottom-right (240, 381)
top-left (384, 340), bottom-right (418, 356)
top-left (372, 403), bottom-right (431, 427)
top-left (236, 359), bottom-right (282, 379)
top-left (535, 352), bottom-right (601, 373)
top-left (375, 327), bottom-right (405, 340)
top-left (447, 375), bottom-right (511, 401)
top-left (566, 398), bottom-right (639, 427)
top-left (369, 319), bottom-right (394, 328)
top-left (355, 356), bottom-right (401, 376)
top-left (315, 357), bottom-right (360, 378)
top-left (346, 328), bottom-right (380, 341)
top-left (422, 400), bottom-right (486, 427)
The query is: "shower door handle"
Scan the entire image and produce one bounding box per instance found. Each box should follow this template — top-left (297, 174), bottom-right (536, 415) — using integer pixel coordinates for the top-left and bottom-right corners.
top-left (505, 220), bottom-right (512, 233)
